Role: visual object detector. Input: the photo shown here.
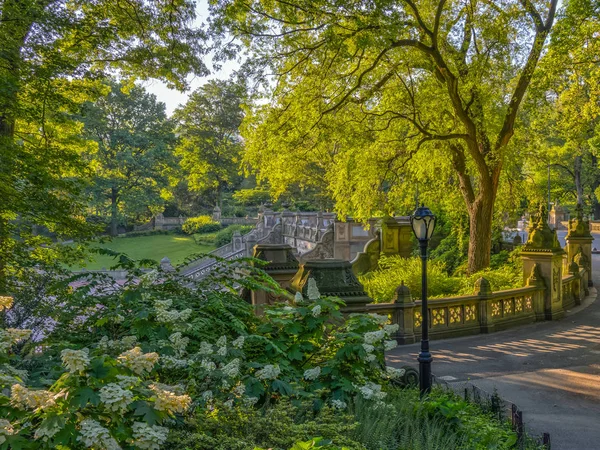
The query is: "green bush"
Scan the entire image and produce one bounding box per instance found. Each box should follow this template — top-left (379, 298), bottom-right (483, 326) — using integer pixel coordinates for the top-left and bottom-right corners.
top-left (360, 255), bottom-right (461, 302)
top-left (167, 400), bottom-right (366, 450)
top-left (122, 229), bottom-right (172, 238)
top-left (182, 215), bottom-right (222, 234)
top-left (360, 253), bottom-right (523, 302)
top-left (214, 224), bottom-right (254, 247)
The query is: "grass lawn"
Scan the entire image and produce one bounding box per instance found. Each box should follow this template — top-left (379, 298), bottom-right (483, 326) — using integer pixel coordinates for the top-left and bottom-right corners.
top-left (77, 234), bottom-right (215, 270)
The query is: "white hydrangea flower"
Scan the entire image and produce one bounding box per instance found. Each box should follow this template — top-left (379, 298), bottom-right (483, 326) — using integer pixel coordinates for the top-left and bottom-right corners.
top-left (0, 328), bottom-right (31, 350)
top-left (233, 384), bottom-right (246, 396)
top-left (331, 399), bottom-right (347, 409)
top-left (223, 399), bottom-right (234, 408)
top-left (154, 299), bottom-right (192, 323)
top-left (222, 379), bottom-right (230, 389)
top-left (77, 419), bottom-right (121, 450)
top-left (201, 359), bottom-right (216, 372)
top-left (384, 340), bottom-right (398, 351)
top-left (202, 390), bottom-right (213, 401)
top-left (369, 313), bottom-right (389, 325)
top-left (217, 346), bottom-right (227, 357)
top-left (198, 341), bottom-right (214, 355)
top-left (0, 419), bottom-right (14, 444)
top-left (365, 354), bottom-right (377, 363)
top-left (385, 367), bottom-right (406, 379)
top-left (216, 336), bottom-right (227, 347)
top-left (117, 347), bottom-right (159, 375)
top-left (243, 396), bottom-right (259, 406)
top-left (150, 384), bottom-right (191, 414)
top-left (10, 384), bottom-right (56, 410)
top-left (60, 348), bottom-right (90, 373)
top-left (306, 278), bottom-right (320, 300)
top-left (113, 314), bottom-right (125, 324)
top-left (121, 335), bottom-right (137, 348)
top-left (255, 364), bottom-right (281, 380)
top-left (358, 382), bottom-right (387, 401)
top-left (131, 422), bottom-right (169, 450)
top-left (311, 305), bottom-right (322, 317)
top-left (115, 375), bottom-right (140, 387)
top-left (282, 306), bottom-right (294, 312)
top-left (294, 291), bottom-right (303, 301)
top-left (303, 366), bottom-right (321, 381)
top-left (363, 330), bottom-right (385, 344)
top-left (384, 324), bottom-right (400, 335)
top-left (221, 358), bottom-right (240, 378)
top-left (169, 332), bottom-right (189, 356)
top-left (99, 383), bottom-right (133, 413)
top-left (232, 336), bottom-right (245, 349)
top-left (362, 343), bottom-right (375, 353)
top-left (161, 356), bottom-right (189, 369)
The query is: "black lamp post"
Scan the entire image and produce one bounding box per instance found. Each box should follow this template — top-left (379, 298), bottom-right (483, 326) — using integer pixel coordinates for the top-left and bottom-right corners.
top-left (410, 204), bottom-right (436, 395)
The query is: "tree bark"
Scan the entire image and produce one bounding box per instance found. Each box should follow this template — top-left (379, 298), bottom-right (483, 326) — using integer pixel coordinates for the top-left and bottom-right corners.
top-left (110, 187), bottom-right (119, 236)
top-left (467, 197), bottom-right (494, 274)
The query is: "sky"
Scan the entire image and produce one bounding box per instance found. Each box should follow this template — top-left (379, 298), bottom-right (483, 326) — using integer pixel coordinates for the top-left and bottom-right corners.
top-left (143, 0), bottom-right (239, 115)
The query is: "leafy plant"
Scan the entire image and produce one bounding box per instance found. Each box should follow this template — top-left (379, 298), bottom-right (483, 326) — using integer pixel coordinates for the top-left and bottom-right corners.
top-left (214, 225), bottom-right (254, 247)
top-left (182, 216), bottom-right (222, 235)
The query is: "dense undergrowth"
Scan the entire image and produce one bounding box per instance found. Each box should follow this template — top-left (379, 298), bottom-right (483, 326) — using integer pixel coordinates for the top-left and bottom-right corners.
top-left (0, 254), bottom-right (540, 449)
top-left (360, 250), bottom-right (523, 302)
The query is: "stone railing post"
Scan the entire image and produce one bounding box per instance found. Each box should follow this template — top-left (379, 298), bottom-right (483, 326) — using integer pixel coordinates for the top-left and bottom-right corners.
top-left (392, 282), bottom-right (416, 344)
top-left (232, 230), bottom-right (243, 253)
top-left (521, 204), bottom-right (565, 320)
top-left (565, 203), bottom-right (594, 287)
top-left (212, 205), bottom-right (221, 222)
top-left (568, 261), bottom-right (582, 306)
top-left (475, 277), bottom-right (495, 333)
top-left (160, 256), bottom-right (174, 272)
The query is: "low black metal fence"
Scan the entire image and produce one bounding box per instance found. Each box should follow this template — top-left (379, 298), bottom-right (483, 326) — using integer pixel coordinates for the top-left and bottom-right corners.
top-left (434, 376), bottom-right (551, 449)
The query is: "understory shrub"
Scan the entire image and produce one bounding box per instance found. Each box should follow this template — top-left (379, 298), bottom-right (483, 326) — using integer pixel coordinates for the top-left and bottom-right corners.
top-left (214, 224), bottom-right (254, 247)
top-left (182, 215), bottom-right (221, 234)
top-left (361, 252), bottom-right (523, 302)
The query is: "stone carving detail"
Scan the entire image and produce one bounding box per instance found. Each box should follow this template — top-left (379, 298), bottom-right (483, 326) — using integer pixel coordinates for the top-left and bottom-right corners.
top-left (449, 306), bottom-right (462, 324)
top-left (524, 204), bottom-right (562, 251)
top-left (300, 226), bottom-right (334, 262)
top-left (432, 308), bottom-right (446, 326)
top-left (465, 305), bottom-right (477, 322)
top-left (414, 311), bottom-right (422, 328)
top-left (567, 203), bottom-right (592, 238)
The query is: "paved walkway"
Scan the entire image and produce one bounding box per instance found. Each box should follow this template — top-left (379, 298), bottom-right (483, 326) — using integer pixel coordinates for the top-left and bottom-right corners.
top-left (387, 256), bottom-right (600, 450)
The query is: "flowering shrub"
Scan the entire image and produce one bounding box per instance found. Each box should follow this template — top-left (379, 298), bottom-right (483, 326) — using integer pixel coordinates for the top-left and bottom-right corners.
top-left (0, 256), bottom-right (405, 449)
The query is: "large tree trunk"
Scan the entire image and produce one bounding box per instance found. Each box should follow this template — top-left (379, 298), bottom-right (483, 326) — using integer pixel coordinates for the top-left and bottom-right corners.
top-left (467, 197), bottom-right (495, 274)
top-left (110, 187), bottom-right (119, 236)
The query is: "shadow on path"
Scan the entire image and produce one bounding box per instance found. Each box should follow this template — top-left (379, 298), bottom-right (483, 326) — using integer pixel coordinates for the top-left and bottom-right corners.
top-left (387, 255), bottom-right (600, 450)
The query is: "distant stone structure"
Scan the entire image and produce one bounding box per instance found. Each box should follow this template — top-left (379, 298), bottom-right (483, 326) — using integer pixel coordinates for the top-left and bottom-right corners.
top-left (549, 201), bottom-right (569, 229)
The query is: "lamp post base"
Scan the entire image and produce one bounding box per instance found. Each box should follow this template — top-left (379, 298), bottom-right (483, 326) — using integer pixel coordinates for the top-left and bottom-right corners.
top-left (418, 350), bottom-right (432, 395)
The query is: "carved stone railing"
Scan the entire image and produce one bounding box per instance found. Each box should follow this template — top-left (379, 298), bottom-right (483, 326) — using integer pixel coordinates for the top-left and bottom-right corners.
top-left (342, 265), bottom-right (589, 344)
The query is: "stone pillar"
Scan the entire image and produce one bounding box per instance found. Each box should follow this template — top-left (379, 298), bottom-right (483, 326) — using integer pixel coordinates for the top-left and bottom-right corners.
top-left (392, 282), bottom-right (416, 344)
top-left (245, 233), bottom-right (257, 257)
top-left (154, 213), bottom-right (165, 231)
top-left (232, 230), bottom-right (244, 252)
top-left (251, 244), bottom-right (299, 310)
top-left (565, 204), bottom-right (593, 287)
top-left (521, 204), bottom-right (566, 320)
top-left (212, 206), bottom-right (221, 222)
top-left (160, 256), bottom-right (174, 272)
top-left (475, 277), bottom-right (495, 333)
top-left (379, 216), bottom-right (413, 258)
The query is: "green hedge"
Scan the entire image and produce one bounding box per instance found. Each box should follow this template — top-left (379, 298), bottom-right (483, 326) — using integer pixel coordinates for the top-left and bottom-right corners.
top-left (214, 224), bottom-right (254, 247)
top-left (182, 215), bottom-right (222, 234)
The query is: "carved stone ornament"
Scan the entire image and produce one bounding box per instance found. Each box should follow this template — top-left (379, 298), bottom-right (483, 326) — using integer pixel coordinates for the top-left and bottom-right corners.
top-left (567, 203), bottom-right (592, 239)
top-left (524, 204), bottom-right (563, 252)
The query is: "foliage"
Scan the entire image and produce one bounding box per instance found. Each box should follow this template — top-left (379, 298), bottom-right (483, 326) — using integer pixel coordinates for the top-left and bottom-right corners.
top-left (167, 400), bottom-right (366, 450)
top-left (360, 256), bottom-right (461, 302)
top-left (214, 225), bottom-right (254, 247)
top-left (80, 81), bottom-right (177, 236)
top-left (174, 79), bottom-right (246, 208)
top-left (361, 254), bottom-right (522, 302)
top-left (0, 0), bottom-right (206, 291)
top-left (212, 0), bottom-right (561, 273)
top-left (181, 216), bottom-right (222, 235)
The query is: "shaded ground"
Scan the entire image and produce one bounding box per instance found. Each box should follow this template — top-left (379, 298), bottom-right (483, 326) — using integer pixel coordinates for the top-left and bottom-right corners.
top-left (77, 234), bottom-right (214, 270)
top-left (387, 254), bottom-right (600, 450)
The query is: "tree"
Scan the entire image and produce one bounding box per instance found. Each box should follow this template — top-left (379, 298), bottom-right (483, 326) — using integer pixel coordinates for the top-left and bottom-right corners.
top-left (81, 82), bottom-right (176, 236)
top-left (0, 0), bottom-right (206, 290)
top-left (211, 0), bottom-right (561, 273)
top-left (174, 80), bottom-right (245, 208)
